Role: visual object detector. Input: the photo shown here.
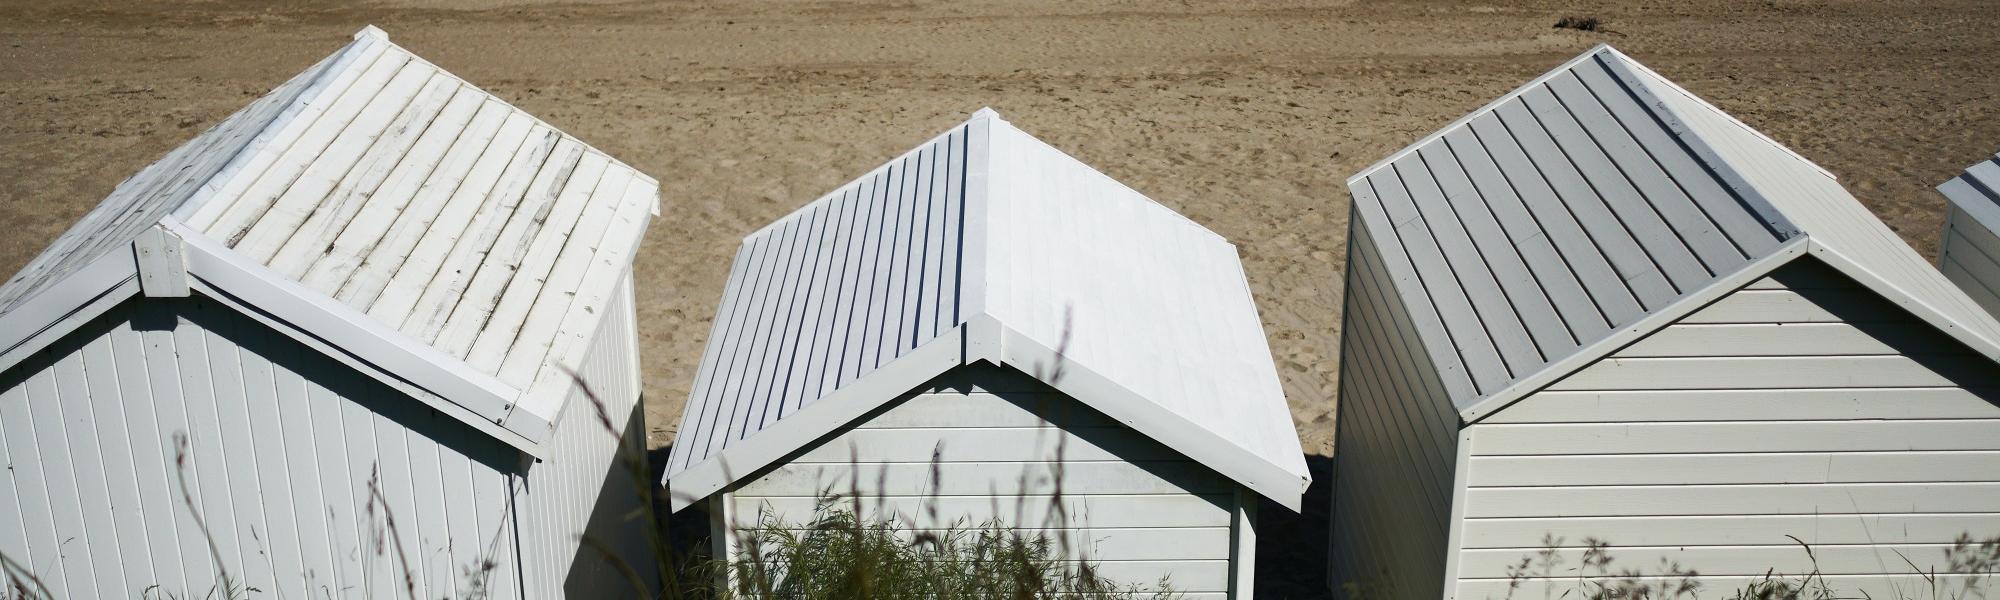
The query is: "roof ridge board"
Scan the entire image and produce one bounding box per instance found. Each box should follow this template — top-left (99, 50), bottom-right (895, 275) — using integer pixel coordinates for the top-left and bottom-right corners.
top-left (1347, 44), bottom-right (1619, 186)
top-left (1459, 236), bottom-right (1811, 423)
top-left (1596, 48), bottom-right (1806, 240)
top-left (1600, 47), bottom-right (1836, 182)
top-left (986, 116), bottom-right (1232, 246)
top-left (176, 34), bottom-right (394, 230)
top-left (0, 35), bottom-right (379, 315)
top-left (741, 112), bottom-right (988, 242)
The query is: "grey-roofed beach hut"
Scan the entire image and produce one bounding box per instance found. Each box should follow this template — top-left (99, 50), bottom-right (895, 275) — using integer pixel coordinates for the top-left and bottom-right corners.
top-left (0, 27), bottom-right (657, 599)
top-left (663, 110), bottom-right (1308, 599)
top-left (1332, 45), bottom-right (2000, 599)
top-left (1936, 150), bottom-right (2000, 317)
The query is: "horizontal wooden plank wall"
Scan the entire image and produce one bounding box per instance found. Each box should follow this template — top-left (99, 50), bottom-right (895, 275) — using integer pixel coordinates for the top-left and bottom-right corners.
top-left (1457, 260), bottom-right (2000, 599)
top-left (726, 364), bottom-right (1238, 595)
top-left (0, 295), bottom-right (524, 599)
top-left (1327, 220), bottom-right (1458, 599)
top-left (514, 273), bottom-right (648, 598)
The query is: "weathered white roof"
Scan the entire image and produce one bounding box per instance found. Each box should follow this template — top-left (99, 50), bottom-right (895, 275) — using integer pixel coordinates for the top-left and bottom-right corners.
top-left (1352, 45), bottom-right (2000, 423)
top-left (0, 27), bottom-right (658, 455)
top-left (663, 110), bottom-right (1308, 511)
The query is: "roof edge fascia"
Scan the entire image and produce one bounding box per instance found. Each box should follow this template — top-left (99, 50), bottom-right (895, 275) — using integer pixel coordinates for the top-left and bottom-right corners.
top-left (161, 218), bottom-right (552, 457)
top-left (1460, 236), bottom-right (1812, 424)
top-left (1806, 238), bottom-right (2000, 366)
top-left (986, 320), bottom-right (1309, 512)
top-left (0, 246), bottom-right (143, 374)
top-left (662, 325), bottom-right (969, 511)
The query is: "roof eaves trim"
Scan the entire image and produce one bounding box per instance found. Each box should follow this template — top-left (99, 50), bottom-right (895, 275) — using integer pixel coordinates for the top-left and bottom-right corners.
top-left (990, 321), bottom-right (1309, 511)
top-left (1460, 236), bottom-right (1811, 423)
top-left (1597, 47), bottom-right (1806, 238)
top-left (1806, 238), bottom-right (2000, 365)
top-left (665, 324), bottom-right (969, 511)
top-left (0, 246), bottom-right (142, 373)
top-left (1601, 47), bottom-right (1835, 182)
top-left (162, 218), bottom-right (550, 455)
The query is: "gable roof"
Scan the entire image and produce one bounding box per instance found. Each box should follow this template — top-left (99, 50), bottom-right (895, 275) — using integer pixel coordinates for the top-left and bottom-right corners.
top-left (662, 110), bottom-right (1309, 511)
top-left (0, 27), bottom-right (659, 457)
top-left (1350, 45), bottom-right (2000, 424)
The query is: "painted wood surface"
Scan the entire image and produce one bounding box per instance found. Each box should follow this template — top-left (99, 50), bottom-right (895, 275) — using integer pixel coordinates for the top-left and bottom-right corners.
top-left (667, 111), bottom-right (1308, 511)
top-left (0, 34), bottom-right (362, 315)
top-left (724, 365), bottom-right (1245, 596)
top-left (1453, 261), bottom-right (2000, 598)
top-left (669, 122), bottom-right (971, 477)
top-left (1343, 47), bottom-right (1790, 420)
top-left (1940, 203), bottom-right (2000, 318)
top-left (1327, 218), bottom-right (1460, 600)
top-left (0, 295), bottom-right (528, 599)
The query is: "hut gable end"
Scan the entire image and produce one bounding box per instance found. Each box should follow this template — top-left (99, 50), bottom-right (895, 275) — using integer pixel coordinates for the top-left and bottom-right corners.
top-left (665, 110), bottom-right (1309, 512)
top-left (721, 363), bottom-right (1241, 595)
top-left (1456, 258), bottom-right (2000, 600)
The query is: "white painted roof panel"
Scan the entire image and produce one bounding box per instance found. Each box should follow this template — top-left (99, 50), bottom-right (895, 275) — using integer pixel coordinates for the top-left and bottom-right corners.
top-left (0, 27), bottom-right (657, 451)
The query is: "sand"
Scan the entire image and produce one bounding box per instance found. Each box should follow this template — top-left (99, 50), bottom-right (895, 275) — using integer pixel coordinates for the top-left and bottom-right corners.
top-left (5, 1), bottom-right (2000, 595)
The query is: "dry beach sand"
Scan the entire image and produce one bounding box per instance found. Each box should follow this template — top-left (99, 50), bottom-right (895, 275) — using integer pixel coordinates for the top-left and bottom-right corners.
top-left (4, 0), bottom-right (2000, 595)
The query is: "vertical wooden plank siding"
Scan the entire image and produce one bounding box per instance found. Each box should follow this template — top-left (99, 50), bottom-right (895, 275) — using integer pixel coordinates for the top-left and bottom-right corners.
top-left (0, 295), bottom-right (528, 596)
top-left (727, 365), bottom-right (1241, 596)
top-left (514, 272), bottom-right (648, 598)
top-left (1328, 218), bottom-right (1461, 599)
top-left (1454, 260), bottom-right (2000, 600)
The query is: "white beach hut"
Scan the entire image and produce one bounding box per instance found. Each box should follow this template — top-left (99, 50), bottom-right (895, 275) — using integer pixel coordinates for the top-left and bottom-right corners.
top-left (661, 110), bottom-right (1308, 599)
top-left (1331, 45), bottom-right (2000, 599)
top-left (1936, 150), bottom-right (2000, 317)
top-left (0, 27), bottom-right (658, 599)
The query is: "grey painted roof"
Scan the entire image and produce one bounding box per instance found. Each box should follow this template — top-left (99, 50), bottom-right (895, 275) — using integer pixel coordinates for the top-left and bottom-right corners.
top-left (1939, 151), bottom-right (2000, 237)
top-left (0, 27), bottom-right (657, 452)
top-left (1352, 45), bottom-right (2000, 422)
top-left (665, 110), bottom-right (1309, 510)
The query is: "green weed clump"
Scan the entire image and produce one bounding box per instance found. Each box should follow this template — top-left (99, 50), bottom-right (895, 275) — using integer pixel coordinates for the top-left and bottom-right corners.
top-left (721, 498), bottom-right (1179, 600)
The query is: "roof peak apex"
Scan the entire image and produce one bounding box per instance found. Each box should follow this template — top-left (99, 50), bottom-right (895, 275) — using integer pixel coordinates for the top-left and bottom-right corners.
top-left (353, 25), bottom-right (389, 41)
